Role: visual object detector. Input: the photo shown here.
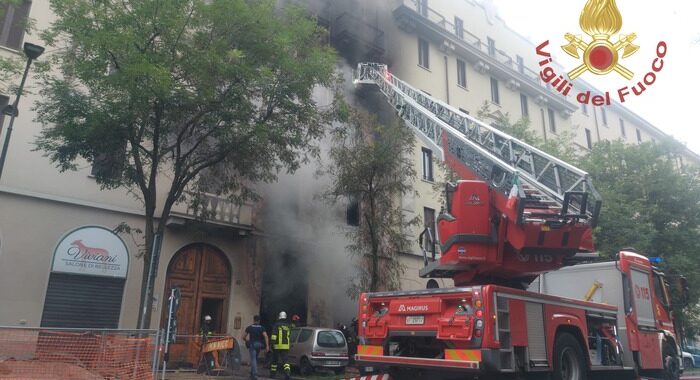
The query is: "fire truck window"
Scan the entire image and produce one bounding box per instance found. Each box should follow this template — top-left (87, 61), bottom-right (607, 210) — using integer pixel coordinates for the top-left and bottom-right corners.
top-left (622, 274), bottom-right (633, 315)
top-left (653, 273), bottom-right (669, 309)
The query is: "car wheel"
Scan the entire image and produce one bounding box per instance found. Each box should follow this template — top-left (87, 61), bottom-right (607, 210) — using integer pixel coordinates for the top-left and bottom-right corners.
top-left (552, 333), bottom-right (587, 380)
top-left (684, 357), bottom-right (694, 369)
top-left (333, 366), bottom-right (345, 375)
top-left (300, 357), bottom-right (313, 376)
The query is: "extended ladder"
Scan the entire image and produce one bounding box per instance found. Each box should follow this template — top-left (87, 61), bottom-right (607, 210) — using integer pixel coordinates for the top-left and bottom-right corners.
top-left (353, 63), bottom-right (601, 225)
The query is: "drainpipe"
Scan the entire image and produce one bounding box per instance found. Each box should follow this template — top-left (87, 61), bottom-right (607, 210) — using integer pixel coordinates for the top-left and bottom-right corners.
top-left (444, 55), bottom-right (450, 104)
top-left (540, 108), bottom-right (548, 142)
top-left (592, 107), bottom-right (601, 142)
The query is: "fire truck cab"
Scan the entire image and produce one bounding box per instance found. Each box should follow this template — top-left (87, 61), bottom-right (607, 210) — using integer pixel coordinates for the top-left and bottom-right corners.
top-left (531, 251), bottom-right (682, 378)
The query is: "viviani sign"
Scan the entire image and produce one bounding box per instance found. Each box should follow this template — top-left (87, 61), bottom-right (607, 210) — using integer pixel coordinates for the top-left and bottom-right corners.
top-left (52, 226), bottom-right (129, 278)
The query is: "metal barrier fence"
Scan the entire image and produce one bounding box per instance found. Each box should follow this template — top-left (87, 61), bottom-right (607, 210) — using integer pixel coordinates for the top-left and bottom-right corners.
top-left (0, 327), bottom-right (159, 380)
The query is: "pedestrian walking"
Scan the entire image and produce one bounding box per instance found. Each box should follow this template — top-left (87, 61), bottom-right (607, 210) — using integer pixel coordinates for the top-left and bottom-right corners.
top-left (269, 311), bottom-right (292, 380)
top-left (244, 315), bottom-right (269, 380)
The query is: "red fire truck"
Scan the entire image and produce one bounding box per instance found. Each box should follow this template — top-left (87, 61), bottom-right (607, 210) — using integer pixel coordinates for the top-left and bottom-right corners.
top-left (353, 63), bottom-right (687, 380)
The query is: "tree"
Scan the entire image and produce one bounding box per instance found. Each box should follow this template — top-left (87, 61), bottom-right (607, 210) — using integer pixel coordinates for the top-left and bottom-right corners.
top-left (34, 0), bottom-right (338, 327)
top-left (323, 109), bottom-right (418, 298)
top-left (579, 139), bottom-right (700, 341)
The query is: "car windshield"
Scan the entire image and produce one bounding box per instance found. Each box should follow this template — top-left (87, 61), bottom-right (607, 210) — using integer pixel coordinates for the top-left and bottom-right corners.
top-left (316, 330), bottom-right (345, 348)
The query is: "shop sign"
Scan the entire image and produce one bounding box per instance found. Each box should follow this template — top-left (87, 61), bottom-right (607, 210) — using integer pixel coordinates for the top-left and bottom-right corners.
top-left (52, 226), bottom-right (129, 278)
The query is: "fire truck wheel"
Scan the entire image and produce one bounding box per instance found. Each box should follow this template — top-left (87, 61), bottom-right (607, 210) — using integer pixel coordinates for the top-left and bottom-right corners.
top-left (552, 333), bottom-right (587, 380)
top-left (663, 342), bottom-right (680, 380)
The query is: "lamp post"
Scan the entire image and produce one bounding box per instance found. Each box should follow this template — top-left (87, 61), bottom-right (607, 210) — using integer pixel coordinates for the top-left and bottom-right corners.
top-left (0, 42), bottom-right (45, 181)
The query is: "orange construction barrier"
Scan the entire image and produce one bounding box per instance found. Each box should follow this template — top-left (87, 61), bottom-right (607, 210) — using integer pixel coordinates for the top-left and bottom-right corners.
top-left (0, 327), bottom-right (157, 380)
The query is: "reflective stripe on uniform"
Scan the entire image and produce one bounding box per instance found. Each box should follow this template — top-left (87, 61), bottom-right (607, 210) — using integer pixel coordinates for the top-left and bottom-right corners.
top-left (272, 325), bottom-right (290, 350)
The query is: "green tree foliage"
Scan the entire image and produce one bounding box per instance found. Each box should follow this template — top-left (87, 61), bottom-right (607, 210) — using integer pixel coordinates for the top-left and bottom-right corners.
top-left (579, 139), bottom-right (700, 342)
top-left (33, 0), bottom-right (338, 327)
top-left (324, 109), bottom-right (419, 298)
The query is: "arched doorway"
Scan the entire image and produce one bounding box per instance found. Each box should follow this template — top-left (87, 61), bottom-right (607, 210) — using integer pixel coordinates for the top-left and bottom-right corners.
top-left (162, 243), bottom-right (231, 366)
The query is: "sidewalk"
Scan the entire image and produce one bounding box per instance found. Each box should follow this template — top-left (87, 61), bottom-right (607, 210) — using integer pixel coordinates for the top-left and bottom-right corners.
top-left (160, 363), bottom-right (360, 380)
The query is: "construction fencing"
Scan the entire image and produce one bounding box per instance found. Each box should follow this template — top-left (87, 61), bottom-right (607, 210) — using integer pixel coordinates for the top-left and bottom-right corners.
top-left (0, 327), bottom-right (160, 380)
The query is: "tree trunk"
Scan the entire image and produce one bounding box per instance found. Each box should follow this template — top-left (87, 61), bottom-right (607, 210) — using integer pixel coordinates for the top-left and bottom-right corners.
top-left (136, 210), bottom-right (156, 329)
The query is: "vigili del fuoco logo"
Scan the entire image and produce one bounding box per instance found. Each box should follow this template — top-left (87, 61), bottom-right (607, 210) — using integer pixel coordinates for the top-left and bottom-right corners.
top-left (534, 0), bottom-right (667, 106)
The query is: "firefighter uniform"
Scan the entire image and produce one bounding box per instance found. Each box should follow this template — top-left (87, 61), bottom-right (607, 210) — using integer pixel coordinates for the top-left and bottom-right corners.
top-left (270, 311), bottom-right (291, 379)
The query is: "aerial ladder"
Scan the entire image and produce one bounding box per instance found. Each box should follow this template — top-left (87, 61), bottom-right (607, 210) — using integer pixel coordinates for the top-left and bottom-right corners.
top-left (353, 63), bottom-right (602, 288)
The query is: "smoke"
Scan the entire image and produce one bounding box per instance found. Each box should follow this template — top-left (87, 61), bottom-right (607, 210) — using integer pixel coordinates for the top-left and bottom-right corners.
top-left (260, 77), bottom-right (358, 328)
top-left (260, 0), bottom-right (404, 329)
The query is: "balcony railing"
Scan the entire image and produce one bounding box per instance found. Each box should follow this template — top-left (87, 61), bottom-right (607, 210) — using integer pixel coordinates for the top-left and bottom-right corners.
top-left (170, 192), bottom-right (255, 229)
top-left (396, 0), bottom-right (556, 94)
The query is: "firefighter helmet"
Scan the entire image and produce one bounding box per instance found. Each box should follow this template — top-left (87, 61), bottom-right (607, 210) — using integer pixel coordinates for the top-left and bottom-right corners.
top-left (278, 311), bottom-right (287, 320)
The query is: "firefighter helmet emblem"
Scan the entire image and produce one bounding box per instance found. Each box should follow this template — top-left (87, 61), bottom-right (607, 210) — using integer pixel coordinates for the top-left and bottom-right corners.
top-left (561, 0), bottom-right (639, 80)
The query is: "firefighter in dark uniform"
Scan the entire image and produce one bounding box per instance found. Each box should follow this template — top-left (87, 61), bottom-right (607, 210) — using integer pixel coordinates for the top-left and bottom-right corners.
top-left (270, 311), bottom-right (291, 379)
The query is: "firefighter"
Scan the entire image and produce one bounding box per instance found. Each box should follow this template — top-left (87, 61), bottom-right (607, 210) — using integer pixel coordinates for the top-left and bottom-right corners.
top-left (269, 311), bottom-right (291, 380)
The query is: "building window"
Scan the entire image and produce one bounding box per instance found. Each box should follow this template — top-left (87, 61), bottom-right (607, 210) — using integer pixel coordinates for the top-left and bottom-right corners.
top-left (457, 59), bottom-right (467, 88)
top-left (454, 17), bottom-right (464, 40)
top-left (346, 194), bottom-right (360, 226)
top-left (418, 38), bottom-right (429, 69)
top-left (487, 37), bottom-right (496, 56)
top-left (636, 128), bottom-right (642, 143)
top-left (0, 95), bottom-right (8, 128)
top-left (490, 77), bottom-right (499, 105)
top-left (520, 93), bottom-right (529, 117)
top-left (619, 118), bottom-right (626, 138)
top-left (585, 128), bottom-right (592, 149)
top-left (581, 102), bottom-right (588, 115)
top-left (422, 147), bottom-right (433, 181)
top-left (417, 0), bottom-right (428, 17)
top-left (601, 107), bottom-right (607, 125)
top-left (423, 207), bottom-right (436, 251)
top-left (516, 55), bottom-right (524, 74)
top-left (548, 108), bottom-right (556, 133)
top-left (0, 1), bottom-right (31, 50)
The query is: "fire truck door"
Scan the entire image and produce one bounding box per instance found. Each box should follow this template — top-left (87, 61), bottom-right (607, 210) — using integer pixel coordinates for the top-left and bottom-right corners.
top-left (629, 268), bottom-right (663, 369)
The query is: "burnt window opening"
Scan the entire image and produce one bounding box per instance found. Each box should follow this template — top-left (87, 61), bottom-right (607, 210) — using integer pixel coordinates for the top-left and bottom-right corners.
top-left (346, 194), bottom-right (360, 227)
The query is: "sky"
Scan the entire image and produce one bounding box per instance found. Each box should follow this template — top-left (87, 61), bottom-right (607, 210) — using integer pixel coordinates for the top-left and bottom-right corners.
top-left (490, 0), bottom-right (700, 154)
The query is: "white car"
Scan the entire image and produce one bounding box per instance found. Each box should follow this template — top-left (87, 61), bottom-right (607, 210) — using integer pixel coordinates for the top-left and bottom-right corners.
top-left (683, 351), bottom-right (695, 369)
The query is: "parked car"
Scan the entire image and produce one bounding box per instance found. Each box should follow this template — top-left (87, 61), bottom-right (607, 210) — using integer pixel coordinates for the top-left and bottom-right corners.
top-left (686, 347), bottom-right (700, 367)
top-left (288, 327), bottom-right (349, 375)
top-left (683, 351), bottom-right (695, 369)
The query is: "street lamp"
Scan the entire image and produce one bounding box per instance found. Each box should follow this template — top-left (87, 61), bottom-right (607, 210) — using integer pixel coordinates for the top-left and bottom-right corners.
top-left (0, 42), bottom-right (45, 181)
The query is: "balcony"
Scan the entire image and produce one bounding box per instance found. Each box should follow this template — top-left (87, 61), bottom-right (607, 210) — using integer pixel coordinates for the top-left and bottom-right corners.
top-left (330, 11), bottom-right (385, 61)
top-left (393, 0), bottom-right (577, 115)
top-left (168, 192), bottom-right (256, 235)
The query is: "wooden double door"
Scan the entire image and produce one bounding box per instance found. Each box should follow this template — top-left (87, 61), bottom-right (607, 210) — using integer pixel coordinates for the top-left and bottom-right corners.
top-left (162, 243), bottom-right (231, 366)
